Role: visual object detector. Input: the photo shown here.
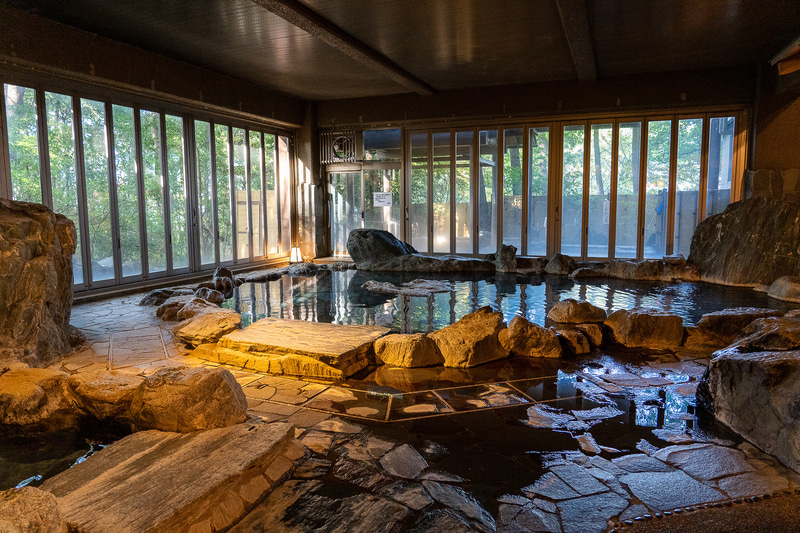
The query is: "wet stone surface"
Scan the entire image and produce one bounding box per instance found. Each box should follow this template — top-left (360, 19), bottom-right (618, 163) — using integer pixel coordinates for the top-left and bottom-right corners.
top-left (22, 290), bottom-right (799, 532)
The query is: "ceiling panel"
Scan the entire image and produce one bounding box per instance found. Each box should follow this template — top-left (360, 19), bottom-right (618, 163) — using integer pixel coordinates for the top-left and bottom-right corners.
top-left (590, 0), bottom-right (800, 76)
top-left (303, 0), bottom-right (577, 90)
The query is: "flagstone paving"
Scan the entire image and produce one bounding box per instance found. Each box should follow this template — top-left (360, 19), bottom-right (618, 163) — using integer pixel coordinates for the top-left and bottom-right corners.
top-left (58, 292), bottom-right (800, 533)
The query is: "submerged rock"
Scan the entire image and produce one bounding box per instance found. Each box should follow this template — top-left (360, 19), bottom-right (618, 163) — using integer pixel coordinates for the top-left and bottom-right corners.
top-left (498, 316), bottom-right (562, 358)
top-left (702, 349), bottom-right (800, 472)
top-left (0, 199), bottom-right (77, 368)
top-left (374, 333), bottom-right (443, 368)
top-left (429, 307), bottom-right (509, 368)
top-left (547, 299), bottom-right (607, 324)
top-left (362, 279), bottom-right (453, 297)
top-left (128, 366), bottom-right (247, 432)
top-left (604, 308), bottom-right (684, 350)
top-left (768, 276), bottom-right (800, 303)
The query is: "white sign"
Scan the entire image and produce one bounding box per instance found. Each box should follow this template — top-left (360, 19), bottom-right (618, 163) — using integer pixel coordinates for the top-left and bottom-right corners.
top-left (373, 192), bottom-right (393, 207)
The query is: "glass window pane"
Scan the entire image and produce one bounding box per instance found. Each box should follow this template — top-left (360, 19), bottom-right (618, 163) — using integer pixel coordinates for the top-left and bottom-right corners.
top-left (364, 168), bottom-right (400, 235)
top-left (5, 84), bottom-right (41, 203)
top-left (503, 128), bottom-right (523, 249)
top-left (527, 127), bottom-right (549, 256)
top-left (615, 122), bottom-right (642, 259)
top-left (165, 115), bottom-right (187, 270)
top-left (561, 124), bottom-right (584, 257)
top-left (195, 120), bottom-right (214, 266)
top-left (140, 109), bottom-right (166, 273)
top-left (644, 120), bottom-right (671, 259)
top-left (249, 131), bottom-right (264, 257)
top-left (264, 134), bottom-right (278, 255)
top-left (588, 124), bottom-right (612, 258)
top-left (478, 129), bottom-right (498, 254)
top-left (81, 98), bottom-right (113, 282)
top-left (45, 92), bottom-right (82, 284)
top-left (433, 131), bottom-right (451, 253)
top-left (410, 133), bottom-right (429, 252)
top-left (278, 136), bottom-right (291, 254)
top-left (674, 118), bottom-right (703, 257)
top-left (455, 131), bottom-right (473, 254)
top-left (706, 116), bottom-right (735, 218)
top-left (214, 124), bottom-right (233, 263)
top-left (329, 172), bottom-right (361, 255)
top-left (113, 105), bottom-right (142, 277)
top-left (363, 128), bottom-right (401, 162)
top-left (232, 127), bottom-right (249, 260)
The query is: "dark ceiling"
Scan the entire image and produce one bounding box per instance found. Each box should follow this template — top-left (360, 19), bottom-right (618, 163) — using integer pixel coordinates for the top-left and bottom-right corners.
top-left (5, 0), bottom-right (800, 101)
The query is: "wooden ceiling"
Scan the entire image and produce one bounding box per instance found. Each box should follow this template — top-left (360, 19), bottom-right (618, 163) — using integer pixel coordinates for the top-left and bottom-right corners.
top-left (5, 0), bottom-right (800, 101)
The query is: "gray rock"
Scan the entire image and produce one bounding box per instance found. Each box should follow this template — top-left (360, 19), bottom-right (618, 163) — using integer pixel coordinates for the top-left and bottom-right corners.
top-left (495, 243), bottom-right (517, 273)
top-left (701, 349), bottom-right (800, 472)
top-left (128, 366), bottom-right (247, 432)
top-left (513, 506), bottom-right (561, 533)
top-left (545, 253), bottom-right (576, 275)
top-left (549, 463), bottom-right (608, 495)
top-left (347, 228), bottom-right (417, 267)
top-left (194, 287), bottom-right (224, 305)
top-left (516, 256), bottom-right (548, 274)
top-left (694, 307), bottom-right (783, 346)
top-left (0, 199), bottom-right (77, 368)
top-left (689, 197), bottom-right (800, 286)
top-left (769, 276), bottom-right (800, 303)
top-left (407, 508), bottom-right (475, 533)
top-left (717, 471), bottom-right (790, 498)
top-left (381, 481), bottom-right (433, 510)
top-left (548, 299), bottom-right (607, 324)
top-left (156, 295), bottom-right (195, 320)
top-left (429, 306), bottom-right (510, 368)
top-left (287, 262), bottom-right (321, 277)
top-left (0, 486), bottom-right (66, 533)
top-left (139, 288), bottom-right (180, 306)
top-left (556, 492), bottom-right (627, 533)
top-left (653, 444), bottom-right (754, 481)
top-left (612, 453), bottom-right (673, 473)
top-left (720, 316), bottom-right (800, 353)
top-left (618, 470), bottom-right (725, 510)
top-left (604, 307), bottom-right (684, 350)
top-left (523, 472), bottom-right (580, 500)
top-left (498, 316), bottom-right (562, 358)
top-left (605, 258), bottom-right (699, 282)
top-left (379, 443), bottom-right (429, 479)
top-left (422, 481), bottom-right (495, 531)
top-left (212, 267), bottom-right (235, 296)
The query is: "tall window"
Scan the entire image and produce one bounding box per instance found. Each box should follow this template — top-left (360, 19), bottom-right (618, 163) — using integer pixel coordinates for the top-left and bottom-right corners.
top-left (615, 122), bottom-right (641, 259)
top-left (503, 128), bottom-right (523, 249)
top-left (527, 127), bottom-right (549, 256)
top-left (2, 82), bottom-right (293, 292)
top-left (644, 120), bottom-right (672, 259)
top-left (561, 125), bottom-right (584, 257)
top-left (588, 123), bottom-right (613, 258)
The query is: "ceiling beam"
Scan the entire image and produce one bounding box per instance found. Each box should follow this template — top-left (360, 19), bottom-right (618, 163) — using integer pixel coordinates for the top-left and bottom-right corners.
top-left (555, 0), bottom-right (597, 82)
top-left (252, 0), bottom-right (436, 96)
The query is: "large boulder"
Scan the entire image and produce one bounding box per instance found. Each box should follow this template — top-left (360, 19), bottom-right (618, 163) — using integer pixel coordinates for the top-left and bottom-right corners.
top-left (0, 368), bottom-right (68, 426)
top-left (689, 197), bottom-right (800, 286)
top-left (701, 349), bottom-right (800, 472)
top-left (695, 307), bottom-right (784, 346)
top-left (347, 229), bottom-right (416, 268)
top-left (374, 333), bottom-right (443, 368)
top-left (499, 316), bottom-right (562, 358)
top-left (494, 244), bottom-right (517, 273)
top-left (0, 199), bottom-right (77, 367)
top-left (173, 306), bottom-right (242, 346)
top-left (128, 366), bottom-right (247, 432)
top-left (605, 258), bottom-right (700, 282)
top-left (767, 276), bottom-right (800, 303)
top-left (429, 307), bottom-right (510, 368)
top-left (547, 299), bottom-right (607, 324)
top-left (720, 317), bottom-right (800, 353)
top-left (604, 308), bottom-right (685, 350)
top-left (544, 253), bottom-right (576, 275)
top-left (0, 486), bottom-right (67, 533)
top-left (65, 370), bottom-right (144, 421)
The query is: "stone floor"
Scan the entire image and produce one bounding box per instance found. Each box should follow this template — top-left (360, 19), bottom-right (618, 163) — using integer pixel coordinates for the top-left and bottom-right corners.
top-left (59, 292), bottom-right (800, 533)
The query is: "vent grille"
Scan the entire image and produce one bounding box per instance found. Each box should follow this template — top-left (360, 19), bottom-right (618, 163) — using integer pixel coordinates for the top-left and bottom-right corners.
top-left (321, 131), bottom-right (357, 164)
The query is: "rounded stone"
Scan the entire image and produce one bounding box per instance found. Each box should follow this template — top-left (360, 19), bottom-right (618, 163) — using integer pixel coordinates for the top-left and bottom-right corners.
top-left (547, 299), bottom-right (607, 324)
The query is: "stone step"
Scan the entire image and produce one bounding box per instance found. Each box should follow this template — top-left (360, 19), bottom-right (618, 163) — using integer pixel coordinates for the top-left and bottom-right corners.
top-left (210, 318), bottom-right (389, 379)
top-left (41, 420), bottom-right (299, 533)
